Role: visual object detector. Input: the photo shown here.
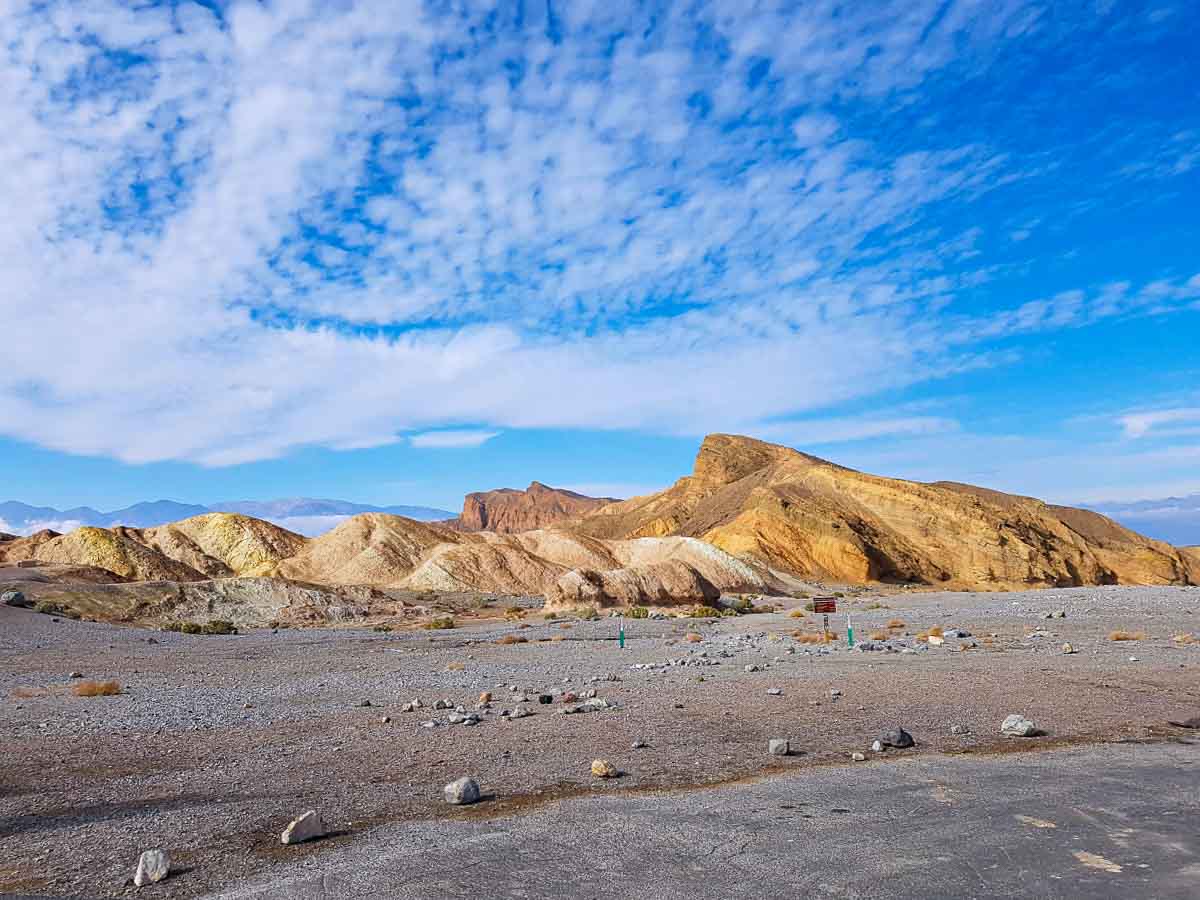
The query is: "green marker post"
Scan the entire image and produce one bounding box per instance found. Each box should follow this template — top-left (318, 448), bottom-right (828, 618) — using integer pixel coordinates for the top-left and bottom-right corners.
top-left (619, 625), bottom-right (625, 649)
top-left (846, 614), bottom-right (854, 648)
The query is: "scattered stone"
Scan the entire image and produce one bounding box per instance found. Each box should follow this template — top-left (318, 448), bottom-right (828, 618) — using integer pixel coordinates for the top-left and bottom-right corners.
top-left (631, 740), bottom-right (648, 749)
top-left (591, 759), bottom-right (618, 778)
top-left (561, 691), bottom-right (578, 703)
top-left (950, 724), bottom-right (970, 735)
top-left (507, 705), bottom-right (531, 719)
top-left (401, 702), bottom-right (416, 713)
top-left (1128, 656), bottom-right (1139, 662)
top-left (745, 664), bottom-right (762, 673)
top-left (880, 727), bottom-right (914, 749)
top-left (563, 698), bottom-right (612, 714)
top-left (280, 810), bottom-right (326, 845)
top-left (444, 776), bottom-right (481, 805)
top-left (68, 671), bottom-right (83, 679)
top-left (851, 752), bottom-right (866, 762)
top-left (1062, 643), bottom-right (1077, 654)
top-left (134, 849), bottom-right (170, 887)
top-left (357, 699), bottom-right (372, 708)
top-left (927, 635), bottom-right (945, 646)
top-left (830, 689), bottom-right (842, 698)
top-left (766, 688), bottom-right (783, 696)
top-left (419, 720), bottom-right (438, 728)
top-left (433, 699), bottom-right (452, 710)
top-left (1000, 714), bottom-right (1039, 737)
top-left (768, 738), bottom-right (790, 756)
top-left (1, 590), bottom-right (30, 608)
top-left (1167, 715), bottom-right (1200, 729)
top-left (870, 740), bottom-right (884, 753)
top-left (380, 716), bottom-right (391, 724)
top-left (538, 694), bottom-right (553, 705)
top-left (448, 712), bottom-right (481, 726)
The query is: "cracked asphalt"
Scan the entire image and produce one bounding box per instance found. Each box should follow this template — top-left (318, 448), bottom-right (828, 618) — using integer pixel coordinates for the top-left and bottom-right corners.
top-left (214, 740), bottom-right (1200, 900)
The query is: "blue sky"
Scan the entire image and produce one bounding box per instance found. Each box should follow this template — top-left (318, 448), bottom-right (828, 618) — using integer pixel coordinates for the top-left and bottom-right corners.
top-left (0, 0), bottom-right (1197, 516)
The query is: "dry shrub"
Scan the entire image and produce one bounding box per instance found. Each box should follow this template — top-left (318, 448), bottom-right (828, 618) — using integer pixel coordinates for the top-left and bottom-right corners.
top-left (887, 619), bottom-right (906, 630)
top-left (684, 632), bottom-right (703, 643)
top-left (551, 634), bottom-right (566, 642)
top-left (445, 662), bottom-right (465, 672)
top-left (869, 630), bottom-right (889, 641)
top-left (928, 625), bottom-right (944, 638)
top-left (504, 605), bottom-right (526, 620)
top-left (558, 622), bottom-right (573, 630)
top-left (789, 609), bottom-right (807, 619)
top-left (496, 634), bottom-right (528, 645)
top-left (1109, 630), bottom-right (1146, 641)
top-left (423, 616), bottom-right (456, 630)
top-left (792, 631), bottom-right (825, 644)
top-left (11, 686), bottom-right (46, 699)
top-left (1173, 633), bottom-right (1196, 644)
top-left (915, 630), bottom-right (930, 642)
top-left (73, 680), bottom-right (121, 697)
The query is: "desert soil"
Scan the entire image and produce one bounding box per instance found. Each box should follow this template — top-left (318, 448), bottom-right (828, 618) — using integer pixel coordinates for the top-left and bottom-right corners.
top-left (2, 585), bottom-right (1199, 898)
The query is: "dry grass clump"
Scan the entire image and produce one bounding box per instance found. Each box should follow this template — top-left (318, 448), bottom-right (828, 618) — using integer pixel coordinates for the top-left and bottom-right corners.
top-left (792, 630), bottom-right (835, 644)
top-left (550, 634), bottom-right (566, 642)
top-left (557, 622), bottom-right (574, 630)
top-left (789, 609), bottom-right (807, 619)
top-left (1173, 633), bottom-right (1196, 645)
top-left (1108, 630), bottom-right (1146, 641)
top-left (928, 625), bottom-right (944, 638)
top-left (503, 605), bottom-right (526, 620)
top-left (73, 680), bottom-right (121, 697)
top-left (684, 632), bottom-right (703, 643)
top-left (887, 619), bottom-right (906, 630)
top-left (445, 661), bottom-right (465, 672)
top-left (869, 630), bottom-right (889, 641)
top-left (11, 686), bottom-right (47, 699)
top-left (496, 634), bottom-right (528, 645)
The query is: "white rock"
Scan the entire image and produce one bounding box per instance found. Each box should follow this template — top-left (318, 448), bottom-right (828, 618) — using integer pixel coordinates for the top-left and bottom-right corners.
top-left (280, 810), bottom-right (326, 845)
top-left (851, 752), bottom-right (866, 762)
top-left (444, 776), bottom-right (481, 805)
top-left (134, 849), bottom-right (170, 886)
top-left (768, 738), bottom-right (790, 756)
top-left (1000, 714), bottom-right (1038, 737)
top-left (927, 635), bottom-right (945, 646)
top-left (766, 688), bottom-right (783, 696)
top-left (871, 740), bottom-right (884, 752)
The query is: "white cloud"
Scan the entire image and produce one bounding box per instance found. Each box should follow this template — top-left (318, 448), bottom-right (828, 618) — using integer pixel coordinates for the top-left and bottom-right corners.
top-left (408, 430), bottom-right (501, 449)
top-left (1118, 407), bottom-right (1200, 439)
top-left (0, 0), bottom-right (1193, 471)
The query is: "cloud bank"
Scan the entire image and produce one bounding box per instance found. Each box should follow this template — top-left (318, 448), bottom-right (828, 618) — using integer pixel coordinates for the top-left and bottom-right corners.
top-left (0, 0), bottom-right (1196, 467)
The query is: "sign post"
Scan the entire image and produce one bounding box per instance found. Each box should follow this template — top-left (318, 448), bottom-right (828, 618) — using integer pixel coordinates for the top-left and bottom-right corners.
top-left (813, 597), bottom-right (837, 642)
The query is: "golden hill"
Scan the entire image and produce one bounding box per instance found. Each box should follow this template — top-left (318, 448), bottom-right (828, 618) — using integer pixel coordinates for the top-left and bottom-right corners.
top-left (574, 434), bottom-right (1198, 589)
top-left (0, 527), bottom-right (206, 582)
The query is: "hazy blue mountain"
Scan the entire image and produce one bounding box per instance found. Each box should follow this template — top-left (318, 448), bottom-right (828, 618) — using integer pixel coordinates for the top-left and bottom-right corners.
top-left (0, 497), bottom-right (455, 537)
top-left (1089, 495), bottom-right (1200, 547)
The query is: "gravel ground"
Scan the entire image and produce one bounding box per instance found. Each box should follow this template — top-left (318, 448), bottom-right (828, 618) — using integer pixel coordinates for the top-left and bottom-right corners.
top-left (2, 585), bottom-right (1199, 897)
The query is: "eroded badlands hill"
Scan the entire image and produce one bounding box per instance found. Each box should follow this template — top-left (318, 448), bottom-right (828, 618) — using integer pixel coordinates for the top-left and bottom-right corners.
top-left (456, 482), bottom-right (617, 533)
top-left (574, 434), bottom-right (1198, 589)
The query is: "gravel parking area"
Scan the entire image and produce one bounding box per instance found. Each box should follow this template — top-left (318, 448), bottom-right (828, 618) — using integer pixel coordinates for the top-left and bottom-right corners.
top-left (2, 585), bottom-right (1199, 897)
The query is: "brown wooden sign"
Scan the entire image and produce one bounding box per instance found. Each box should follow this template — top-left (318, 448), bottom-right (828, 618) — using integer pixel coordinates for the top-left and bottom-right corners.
top-left (812, 597), bottom-right (837, 614)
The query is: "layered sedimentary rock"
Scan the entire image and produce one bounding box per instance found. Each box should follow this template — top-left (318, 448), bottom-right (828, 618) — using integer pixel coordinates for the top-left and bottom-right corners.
top-left (457, 482), bottom-right (617, 533)
top-left (574, 434), bottom-right (1198, 589)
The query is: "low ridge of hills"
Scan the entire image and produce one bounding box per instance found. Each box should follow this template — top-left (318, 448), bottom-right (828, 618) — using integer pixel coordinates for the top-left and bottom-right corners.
top-left (453, 481), bottom-right (619, 533)
top-left (2, 435), bottom-right (1196, 627)
top-left (0, 497), bottom-right (455, 536)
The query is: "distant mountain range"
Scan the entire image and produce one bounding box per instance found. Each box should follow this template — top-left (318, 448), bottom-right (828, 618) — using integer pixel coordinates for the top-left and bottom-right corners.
top-left (0, 498), bottom-right (455, 537)
top-left (1087, 494), bottom-right (1200, 548)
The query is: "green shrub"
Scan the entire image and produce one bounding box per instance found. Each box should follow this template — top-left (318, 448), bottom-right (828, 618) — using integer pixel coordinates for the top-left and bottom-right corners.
top-left (423, 616), bottom-right (456, 630)
top-left (504, 605), bottom-right (527, 620)
top-left (34, 600), bottom-right (78, 618)
top-left (719, 607), bottom-right (739, 617)
top-left (833, 591), bottom-right (845, 598)
top-left (625, 606), bottom-right (649, 619)
top-left (572, 606), bottom-right (600, 621)
top-left (202, 620), bottom-right (237, 635)
top-left (804, 601), bottom-right (815, 612)
top-left (690, 605), bottom-right (721, 618)
top-left (543, 610), bottom-right (559, 620)
top-left (180, 622), bottom-right (203, 634)
top-left (372, 624), bottom-right (393, 633)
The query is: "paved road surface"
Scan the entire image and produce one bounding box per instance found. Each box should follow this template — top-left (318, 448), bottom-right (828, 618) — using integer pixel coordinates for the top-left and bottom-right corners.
top-left (213, 740), bottom-right (1199, 899)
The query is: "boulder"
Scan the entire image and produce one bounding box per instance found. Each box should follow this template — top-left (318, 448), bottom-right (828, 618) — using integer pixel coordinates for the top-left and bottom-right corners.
top-left (2, 590), bottom-right (30, 608)
top-left (880, 727), bottom-right (914, 749)
top-left (281, 810), bottom-right (327, 845)
top-left (591, 759), bottom-right (618, 778)
top-left (444, 776), bottom-right (481, 805)
top-left (768, 739), bottom-right (790, 756)
top-left (134, 849), bottom-right (170, 887)
top-left (1000, 714), bottom-right (1039, 737)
